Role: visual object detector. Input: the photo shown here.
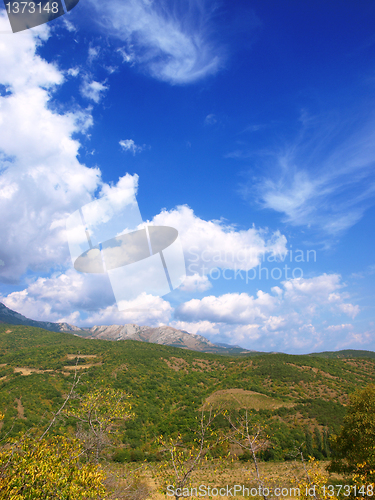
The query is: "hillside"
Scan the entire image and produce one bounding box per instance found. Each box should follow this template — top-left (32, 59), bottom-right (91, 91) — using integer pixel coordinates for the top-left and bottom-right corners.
top-left (1, 323), bottom-right (375, 461)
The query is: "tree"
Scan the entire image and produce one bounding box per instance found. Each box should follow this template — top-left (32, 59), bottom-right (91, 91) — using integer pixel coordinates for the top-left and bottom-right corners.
top-left (155, 406), bottom-right (224, 500)
top-left (304, 429), bottom-right (314, 458)
top-left (0, 435), bottom-right (106, 500)
top-left (1, 394), bottom-right (107, 499)
top-left (314, 427), bottom-right (323, 458)
top-left (289, 451), bottom-right (337, 500)
top-left (226, 410), bottom-right (270, 500)
top-left (0, 365), bottom-right (134, 500)
top-left (64, 387), bottom-right (134, 463)
top-left (329, 384), bottom-right (375, 480)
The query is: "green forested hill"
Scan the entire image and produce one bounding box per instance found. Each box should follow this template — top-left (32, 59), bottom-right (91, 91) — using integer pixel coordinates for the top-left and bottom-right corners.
top-left (1, 323), bottom-right (374, 461)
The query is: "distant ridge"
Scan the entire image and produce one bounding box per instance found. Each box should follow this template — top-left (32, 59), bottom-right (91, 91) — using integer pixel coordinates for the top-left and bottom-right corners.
top-left (2, 302), bottom-right (374, 358)
top-left (0, 302), bottom-right (249, 354)
top-left (0, 302), bottom-right (81, 333)
top-left (307, 349), bottom-right (375, 359)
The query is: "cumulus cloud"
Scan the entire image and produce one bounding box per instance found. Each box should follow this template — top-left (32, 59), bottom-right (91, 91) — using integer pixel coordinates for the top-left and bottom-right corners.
top-left (1, 271), bottom-right (115, 321)
top-left (67, 67), bottom-right (80, 77)
top-left (334, 330), bottom-right (374, 350)
top-left (0, 13), bottom-right (104, 283)
top-left (99, 172), bottom-right (139, 206)
top-left (83, 294), bottom-right (173, 326)
top-left (179, 273), bottom-right (212, 293)
top-left (0, 13), bottom-right (138, 284)
top-left (171, 319), bottom-right (220, 336)
top-left (152, 205), bottom-right (287, 276)
top-left (119, 139), bottom-right (144, 155)
top-left (177, 290), bottom-right (277, 324)
top-left (174, 274), bottom-right (362, 352)
top-left (1, 271), bottom-right (172, 326)
top-left (87, 0), bottom-right (224, 84)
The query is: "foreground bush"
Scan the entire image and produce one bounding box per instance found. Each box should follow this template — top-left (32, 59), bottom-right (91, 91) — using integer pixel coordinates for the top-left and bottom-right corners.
top-left (0, 434), bottom-right (107, 500)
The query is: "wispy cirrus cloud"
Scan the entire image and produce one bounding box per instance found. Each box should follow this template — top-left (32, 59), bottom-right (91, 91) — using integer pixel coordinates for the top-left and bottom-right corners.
top-left (204, 113), bottom-right (217, 125)
top-left (240, 111), bottom-right (375, 236)
top-left (87, 0), bottom-right (225, 84)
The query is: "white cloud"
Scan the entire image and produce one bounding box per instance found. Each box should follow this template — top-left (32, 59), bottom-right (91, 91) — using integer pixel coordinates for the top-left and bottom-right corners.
top-left (334, 330), bottom-right (374, 350)
top-left (119, 139), bottom-right (144, 155)
top-left (88, 46), bottom-right (100, 64)
top-left (337, 303), bottom-right (360, 319)
top-left (171, 320), bottom-right (220, 336)
top-left (283, 273), bottom-right (342, 302)
top-left (84, 294), bottom-right (172, 326)
top-left (0, 271), bottom-right (172, 327)
top-left (117, 47), bottom-right (134, 63)
top-left (67, 67), bottom-right (80, 77)
top-left (174, 273), bottom-right (362, 352)
top-left (63, 19), bottom-right (76, 33)
top-left (0, 14), bottom-right (139, 284)
top-left (80, 79), bottom-right (108, 102)
top-left (0, 264), bottom-right (365, 352)
top-left (152, 205), bottom-right (287, 275)
top-left (241, 112), bottom-right (375, 236)
top-left (0, 25), bottom-right (58, 91)
top-left (0, 13), bottom-right (103, 282)
top-left (1, 271), bottom-right (115, 321)
top-left (326, 324), bottom-right (353, 332)
top-left (177, 290), bottom-right (277, 324)
top-left (87, 0), bottom-right (224, 84)
top-left (179, 273), bottom-right (212, 293)
top-left (282, 274), bottom-right (360, 318)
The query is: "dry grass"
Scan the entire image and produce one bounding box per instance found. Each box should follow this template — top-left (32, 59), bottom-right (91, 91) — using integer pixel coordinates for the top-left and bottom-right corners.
top-left (286, 363), bottom-right (338, 380)
top-left (14, 397), bottom-right (26, 420)
top-left (132, 460), bottom-right (338, 500)
top-left (13, 367), bottom-right (54, 376)
top-left (204, 389), bottom-right (293, 411)
top-left (63, 363), bottom-right (101, 370)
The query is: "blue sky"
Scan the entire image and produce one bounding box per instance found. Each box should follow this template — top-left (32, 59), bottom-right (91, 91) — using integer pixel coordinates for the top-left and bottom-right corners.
top-left (0, 0), bottom-right (375, 353)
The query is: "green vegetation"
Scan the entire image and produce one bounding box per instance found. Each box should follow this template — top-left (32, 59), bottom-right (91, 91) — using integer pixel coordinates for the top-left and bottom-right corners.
top-left (329, 384), bottom-right (375, 478)
top-left (1, 323), bottom-right (375, 464)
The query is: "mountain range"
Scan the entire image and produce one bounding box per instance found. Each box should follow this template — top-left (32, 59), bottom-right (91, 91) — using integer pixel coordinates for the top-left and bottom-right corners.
top-left (0, 302), bottom-right (249, 354)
